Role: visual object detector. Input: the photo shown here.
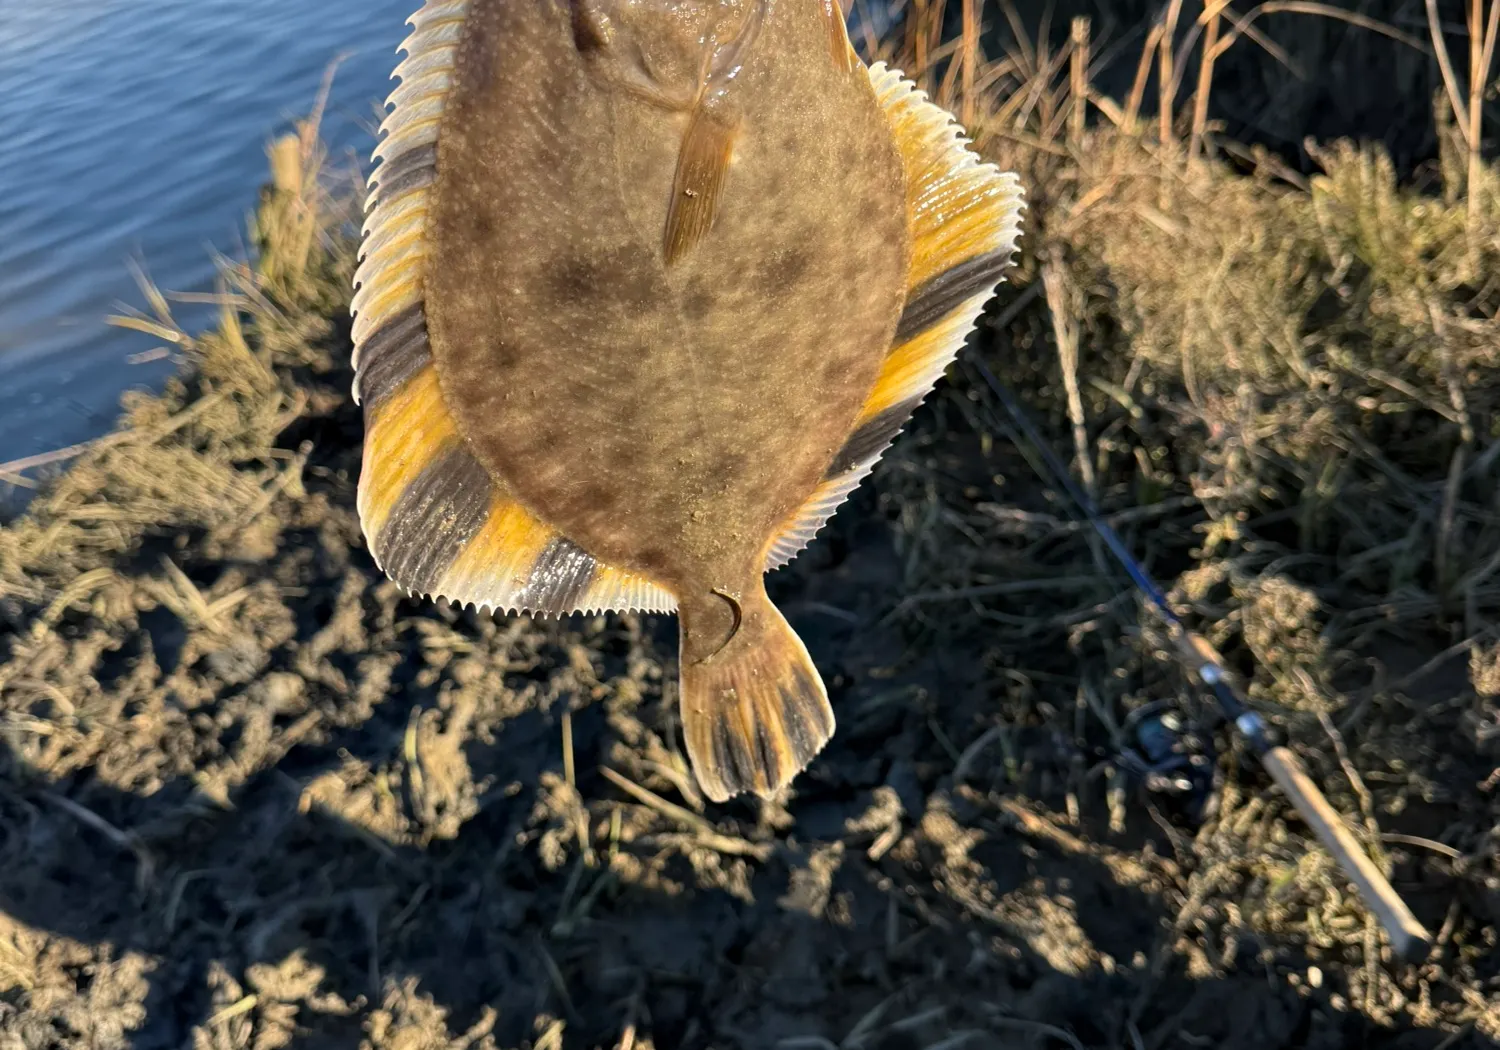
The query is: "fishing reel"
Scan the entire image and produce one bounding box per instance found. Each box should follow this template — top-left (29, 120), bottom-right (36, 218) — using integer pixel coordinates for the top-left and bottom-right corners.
top-left (1107, 699), bottom-right (1218, 824)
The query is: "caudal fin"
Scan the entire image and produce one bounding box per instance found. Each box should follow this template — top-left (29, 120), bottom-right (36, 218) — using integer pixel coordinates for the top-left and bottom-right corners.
top-left (678, 592), bottom-right (835, 803)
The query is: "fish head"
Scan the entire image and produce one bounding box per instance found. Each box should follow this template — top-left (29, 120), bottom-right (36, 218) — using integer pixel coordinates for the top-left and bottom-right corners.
top-left (566, 0), bottom-right (769, 109)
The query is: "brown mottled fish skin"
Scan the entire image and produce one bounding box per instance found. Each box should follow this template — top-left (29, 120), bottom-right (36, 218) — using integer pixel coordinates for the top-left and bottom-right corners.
top-left (425, 0), bottom-right (911, 799)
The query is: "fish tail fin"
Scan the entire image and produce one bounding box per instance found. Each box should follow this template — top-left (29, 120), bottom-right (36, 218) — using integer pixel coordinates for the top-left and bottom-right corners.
top-left (678, 588), bottom-right (835, 803)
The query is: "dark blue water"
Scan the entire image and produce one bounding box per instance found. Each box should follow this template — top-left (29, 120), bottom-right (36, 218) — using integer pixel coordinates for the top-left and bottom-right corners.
top-left (0, 0), bottom-right (416, 466)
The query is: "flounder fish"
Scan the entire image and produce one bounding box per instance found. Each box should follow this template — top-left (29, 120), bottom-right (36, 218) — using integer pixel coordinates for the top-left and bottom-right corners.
top-left (351, 0), bottom-right (1025, 802)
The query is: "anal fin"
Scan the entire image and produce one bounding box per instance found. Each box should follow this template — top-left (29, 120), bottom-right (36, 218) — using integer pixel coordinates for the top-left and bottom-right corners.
top-left (435, 492), bottom-right (679, 616)
top-left (353, 0), bottom-right (676, 616)
top-left (763, 62), bottom-right (1025, 571)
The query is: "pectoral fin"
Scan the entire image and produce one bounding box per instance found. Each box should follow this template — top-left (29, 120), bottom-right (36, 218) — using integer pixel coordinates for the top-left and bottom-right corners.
top-left (820, 0), bottom-right (857, 73)
top-left (663, 104), bottom-right (740, 265)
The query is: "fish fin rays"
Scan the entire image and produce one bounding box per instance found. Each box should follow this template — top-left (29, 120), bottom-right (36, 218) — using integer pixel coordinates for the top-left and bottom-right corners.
top-left (353, 1), bottom-right (679, 618)
top-left (763, 61), bottom-right (1025, 572)
top-left (763, 472), bottom-right (869, 573)
top-left (679, 589), bottom-right (834, 802)
top-left (820, 0), bottom-right (858, 73)
top-left (357, 359), bottom-right (676, 617)
top-left (432, 490), bottom-right (680, 616)
top-left (352, 0), bottom-right (469, 365)
top-left (664, 106), bottom-right (741, 265)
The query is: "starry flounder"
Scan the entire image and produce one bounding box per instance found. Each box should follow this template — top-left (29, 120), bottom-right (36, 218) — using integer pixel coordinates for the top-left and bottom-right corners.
top-left (351, 0), bottom-right (1025, 803)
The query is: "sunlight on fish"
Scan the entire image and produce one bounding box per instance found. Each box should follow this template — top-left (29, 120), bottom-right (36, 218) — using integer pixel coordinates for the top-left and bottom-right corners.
top-left (351, 0), bottom-right (1025, 803)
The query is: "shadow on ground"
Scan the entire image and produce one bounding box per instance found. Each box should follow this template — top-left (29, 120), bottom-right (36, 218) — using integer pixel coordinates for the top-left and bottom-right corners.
top-left (1, 593), bottom-right (1494, 1049)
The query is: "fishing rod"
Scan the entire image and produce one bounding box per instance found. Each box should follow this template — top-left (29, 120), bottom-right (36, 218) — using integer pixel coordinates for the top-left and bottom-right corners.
top-left (962, 347), bottom-right (1434, 963)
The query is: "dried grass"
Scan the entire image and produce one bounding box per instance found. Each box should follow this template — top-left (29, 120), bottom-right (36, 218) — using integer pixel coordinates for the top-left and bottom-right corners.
top-left (857, 3), bottom-right (1500, 1027)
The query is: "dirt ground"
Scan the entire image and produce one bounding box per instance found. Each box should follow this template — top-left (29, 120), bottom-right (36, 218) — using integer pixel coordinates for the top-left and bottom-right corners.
top-left (4, 10), bottom-right (1500, 1047)
top-left (2, 301), bottom-right (1497, 1049)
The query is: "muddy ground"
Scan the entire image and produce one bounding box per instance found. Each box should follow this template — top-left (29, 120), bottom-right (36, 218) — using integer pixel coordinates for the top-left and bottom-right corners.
top-left (1, 293), bottom-right (1497, 1048)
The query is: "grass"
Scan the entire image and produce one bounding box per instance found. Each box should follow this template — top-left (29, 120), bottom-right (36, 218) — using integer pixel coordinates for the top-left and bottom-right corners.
top-left (861, 3), bottom-right (1500, 1027)
top-left (0, 94), bottom-right (357, 606)
top-left (874, 0), bottom-right (1500, 676)
top-left (2, 1), bottom-right (1500, 1047)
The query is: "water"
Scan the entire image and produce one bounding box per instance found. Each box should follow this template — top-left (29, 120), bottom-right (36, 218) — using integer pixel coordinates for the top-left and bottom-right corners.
top-left (0, 0), bottom-right (416, 467)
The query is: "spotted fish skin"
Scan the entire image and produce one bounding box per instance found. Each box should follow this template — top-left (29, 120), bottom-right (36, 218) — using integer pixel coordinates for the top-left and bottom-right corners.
top-left (351, 0), bottom-right (1025, 804)
top-left (427, 0), bottom-right (910, 595)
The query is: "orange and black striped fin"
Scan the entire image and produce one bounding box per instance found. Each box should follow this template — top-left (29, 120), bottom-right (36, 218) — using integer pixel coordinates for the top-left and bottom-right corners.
top-left (433, 484), bottom-right (680, 615)
top-left (352, 1), bottom-right (675, 617)
top-left (764, 62), bottom-right (1025, 571)
top-left (679, 584), bottom-right (834, 802)
top-left (356, 363), bottom-right (677, 616)
top-left (351, 0), bottom-right (467, 371)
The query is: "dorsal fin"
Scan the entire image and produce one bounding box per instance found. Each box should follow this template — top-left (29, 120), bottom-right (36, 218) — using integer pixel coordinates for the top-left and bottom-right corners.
top-left (764, 63), bottom-right (1025, 571)
top-left (352, 0), bottom-right (676, 617)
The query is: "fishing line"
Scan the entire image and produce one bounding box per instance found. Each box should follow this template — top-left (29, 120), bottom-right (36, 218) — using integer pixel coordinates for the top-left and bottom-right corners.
top-left (959, 332), bottom-right (1434, 962)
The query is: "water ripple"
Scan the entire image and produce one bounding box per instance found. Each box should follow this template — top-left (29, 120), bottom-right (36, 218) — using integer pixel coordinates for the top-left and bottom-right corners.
top-left (0, 0), bottom-right (414, 460)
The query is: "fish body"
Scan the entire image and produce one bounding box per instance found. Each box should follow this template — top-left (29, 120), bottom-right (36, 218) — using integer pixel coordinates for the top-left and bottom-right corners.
top-left (352, 0), bottom-right (1024, 802)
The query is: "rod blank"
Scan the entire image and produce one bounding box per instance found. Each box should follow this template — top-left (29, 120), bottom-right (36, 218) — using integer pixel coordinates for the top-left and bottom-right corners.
top-left (1260, 744), bottom-right (1433, 963)
top-left (967, 350), bottom-right (1434, 964)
